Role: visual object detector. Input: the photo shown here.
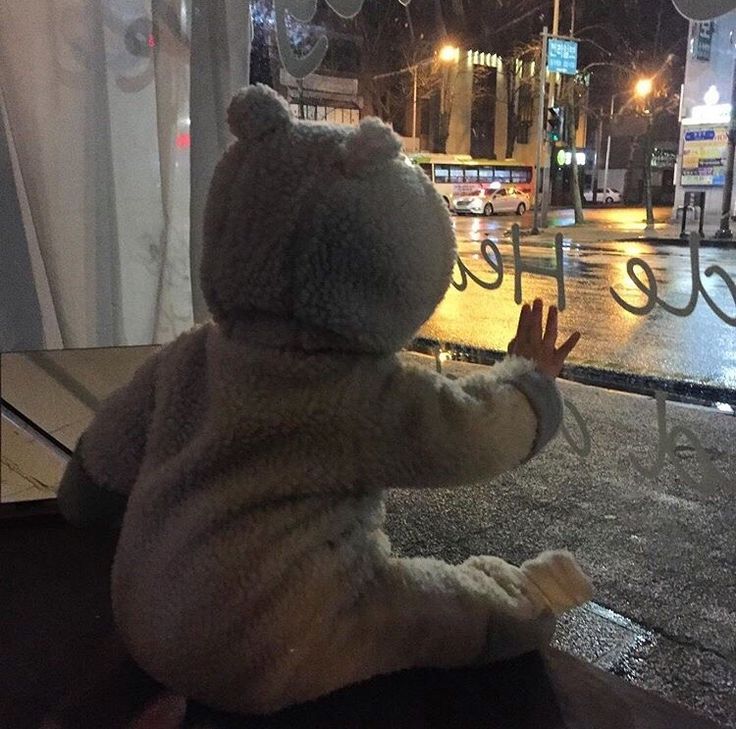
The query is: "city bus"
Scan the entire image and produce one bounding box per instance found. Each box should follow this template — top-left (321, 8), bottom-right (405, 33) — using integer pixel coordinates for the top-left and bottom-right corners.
top-left (408, 153), bottom-right (534, 211)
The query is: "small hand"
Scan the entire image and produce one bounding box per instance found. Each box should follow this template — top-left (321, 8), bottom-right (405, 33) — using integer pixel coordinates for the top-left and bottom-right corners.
top-left (507, 298), bottom-right (580, 378)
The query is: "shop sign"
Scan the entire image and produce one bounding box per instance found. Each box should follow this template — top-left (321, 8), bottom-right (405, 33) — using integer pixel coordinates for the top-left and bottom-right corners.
top-left (556, 149), bottom-right (586, 166)
top-left (681, 125), bottom-right (728, 185)
top-left (694, 21), bottom-right (715, 61)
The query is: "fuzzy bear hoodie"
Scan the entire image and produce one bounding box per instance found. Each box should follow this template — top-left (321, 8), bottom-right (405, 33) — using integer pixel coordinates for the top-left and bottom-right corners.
top-left (57, 85), bottom-right (566, 712)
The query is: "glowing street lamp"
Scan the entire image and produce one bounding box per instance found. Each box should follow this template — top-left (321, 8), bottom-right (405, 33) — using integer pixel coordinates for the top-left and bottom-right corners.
top-left (439, 45), bottom-right (460, 63)
top-left (436, 45), bottom-right (460, 153)
top-left (635, 77), bottom-right (653, 98)
top-left (373, 43), bottom-right (460, 145)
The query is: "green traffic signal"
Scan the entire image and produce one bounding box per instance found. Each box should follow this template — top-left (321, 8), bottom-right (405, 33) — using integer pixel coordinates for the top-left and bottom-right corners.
top-left (547, 107), bottom-right (561, 143)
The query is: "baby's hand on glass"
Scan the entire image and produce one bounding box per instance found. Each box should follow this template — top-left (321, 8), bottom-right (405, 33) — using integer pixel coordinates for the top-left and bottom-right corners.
top-left (507, 298), bottom-right (580, 378)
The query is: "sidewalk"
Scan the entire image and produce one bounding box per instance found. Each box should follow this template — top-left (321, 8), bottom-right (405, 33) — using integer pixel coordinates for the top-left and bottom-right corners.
top-left (389, 353), bottom-right (736, 728)
top-left (517, 206), bottom-right (736, 247)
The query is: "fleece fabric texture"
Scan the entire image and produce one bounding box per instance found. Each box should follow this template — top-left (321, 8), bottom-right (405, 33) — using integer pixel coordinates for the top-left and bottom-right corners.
top-left (57, 84), bottom-right (592, 715)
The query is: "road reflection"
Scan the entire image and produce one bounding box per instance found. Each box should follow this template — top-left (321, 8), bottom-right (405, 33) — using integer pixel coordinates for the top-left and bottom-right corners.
top-left (421, 216), bottom-right (736, 388)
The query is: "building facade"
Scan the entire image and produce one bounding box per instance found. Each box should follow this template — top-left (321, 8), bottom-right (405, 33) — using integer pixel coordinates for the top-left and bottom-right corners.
top-left (412, 49), bottom-right (586, 170)
top-left (674, 10), bottom-right (736, 222)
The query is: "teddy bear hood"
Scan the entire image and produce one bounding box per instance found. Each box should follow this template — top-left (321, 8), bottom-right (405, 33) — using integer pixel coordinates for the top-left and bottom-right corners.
top-left (200, 84), bottom-right (456, 354)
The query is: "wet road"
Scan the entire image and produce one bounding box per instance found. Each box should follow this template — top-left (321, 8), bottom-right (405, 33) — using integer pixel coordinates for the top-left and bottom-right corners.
top-left (420, 211), bottom-right (736, 389)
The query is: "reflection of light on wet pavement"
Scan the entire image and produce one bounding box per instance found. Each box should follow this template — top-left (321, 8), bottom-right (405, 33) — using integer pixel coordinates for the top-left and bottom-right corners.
top-left (423, 216), bottom-right (736, 387)
top-left (554, 602), bottom-right (655, 673)
top-left (608, 244), bottom-right (655, 309)
top-left (470, 217), bottom-right (482, 240)
top-left (543, 206), bottom-right (673, 232)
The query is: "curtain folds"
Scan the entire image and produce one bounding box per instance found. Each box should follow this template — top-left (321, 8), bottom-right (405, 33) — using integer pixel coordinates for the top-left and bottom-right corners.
top-left (0, 0), bottom-right (252, 351)
top-left (190, 0), bottom-right (252, 323)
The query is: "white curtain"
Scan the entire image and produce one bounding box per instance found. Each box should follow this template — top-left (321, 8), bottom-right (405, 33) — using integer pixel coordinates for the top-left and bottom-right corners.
top-left (0, 0), bottom-right (251, 351)
top-left (190, 0), bottom-right (252, 323)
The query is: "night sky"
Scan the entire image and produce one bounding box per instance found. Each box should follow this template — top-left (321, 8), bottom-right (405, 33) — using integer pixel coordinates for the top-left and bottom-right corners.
top-left (340, 0), bottom-right (691, 102)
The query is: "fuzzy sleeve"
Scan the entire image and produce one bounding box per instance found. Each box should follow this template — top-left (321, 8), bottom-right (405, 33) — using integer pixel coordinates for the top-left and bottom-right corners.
top-left (362, 355), bottom-right (563, 489)
top-left (56, 351), bottom-right (160, 528)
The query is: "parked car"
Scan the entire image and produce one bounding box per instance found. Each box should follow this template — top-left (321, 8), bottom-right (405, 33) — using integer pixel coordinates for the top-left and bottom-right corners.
top-left (453, 186), bottom-right (530, 216)
top-left (583, 187), bottom-right (621, 204)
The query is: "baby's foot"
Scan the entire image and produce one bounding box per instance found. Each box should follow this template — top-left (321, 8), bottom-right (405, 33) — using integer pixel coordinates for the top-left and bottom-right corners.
top-left (463, 555), bottom-right (557, 662)
top-left (463, 551), bottom-right (592, 663)
top-left (520, 550), bottom-right (593, 615)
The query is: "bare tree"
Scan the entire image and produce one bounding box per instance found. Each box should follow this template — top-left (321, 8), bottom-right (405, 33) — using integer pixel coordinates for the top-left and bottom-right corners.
top-left (501, 42), bottom-right (539, 159)
top-left (556, 71), bottom-right (590, 223)
top-left (608, 52), bottom-right (680, 224)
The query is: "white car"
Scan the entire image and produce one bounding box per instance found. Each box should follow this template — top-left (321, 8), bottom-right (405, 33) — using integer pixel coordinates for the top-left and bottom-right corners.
top-left (453, 186), bottom-right (530, 216)
top-left (583, 187), bottom-right (621, 204)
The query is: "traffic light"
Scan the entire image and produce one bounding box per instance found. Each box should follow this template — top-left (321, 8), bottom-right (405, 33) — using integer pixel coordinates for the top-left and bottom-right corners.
top-left (547, 107), bottom-right (561, 143)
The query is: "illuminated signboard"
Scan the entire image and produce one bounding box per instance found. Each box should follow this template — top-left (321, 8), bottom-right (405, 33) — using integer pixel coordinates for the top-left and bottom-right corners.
top-left (547, 37), bottom-right (578, 75)
top-left (681, 125), bottom-right (728, 185)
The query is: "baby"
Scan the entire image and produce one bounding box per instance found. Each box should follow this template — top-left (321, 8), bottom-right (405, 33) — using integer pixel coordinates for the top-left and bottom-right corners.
top-left (58, 84), bottom-right (592, 715)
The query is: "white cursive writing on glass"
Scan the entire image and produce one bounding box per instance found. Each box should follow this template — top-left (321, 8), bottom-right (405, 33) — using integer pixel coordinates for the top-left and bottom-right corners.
top-left (610, 233), bottom-right (736, 326)
top-left (273, 0), bottom-right (410, 79)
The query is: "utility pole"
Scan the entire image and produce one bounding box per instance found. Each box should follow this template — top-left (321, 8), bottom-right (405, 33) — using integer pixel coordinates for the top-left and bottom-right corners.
top-left (541, 0), bottom-right (560, 227)
top-left (603, 94), bottom-right (615, 194)
top-left (541, 93), bottom-right (555, 226)
top-left (412, 65), bottom-right (418, 142)
top-left (532, 26), bottom-right (549, 235)
top-left (592, 109), bottom-right (603, 204)
top-left (570, 0), bottom-right (576, 35)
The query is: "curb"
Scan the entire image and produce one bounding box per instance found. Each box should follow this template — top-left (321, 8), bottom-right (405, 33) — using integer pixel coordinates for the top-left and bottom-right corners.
top-left (616, 236), bottom-right (736, 247)
top-left (514, 230), bottom-right (736, 248)
top-left (410, 338), bottom-right (736, 410)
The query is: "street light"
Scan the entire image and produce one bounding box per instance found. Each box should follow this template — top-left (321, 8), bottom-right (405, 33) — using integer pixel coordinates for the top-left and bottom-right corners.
top-left (416, 45), bottom-right (458, 146)
top-left (372, 43), bottom-right (459, 147)
top-left (600, 79), bottom-right (656, 214)
top-left (635, 77), bottom-right (653, 99)
top-left (634, 78), bottom-right (656, 228)
top-left (602, 81), bottom-right (652, 204)
top-left (602, 92), bottom-right (627, 197)
top-left (439, 45), bottom-right (460, 63)
top-left (436, 45), bottom-right (460, 154)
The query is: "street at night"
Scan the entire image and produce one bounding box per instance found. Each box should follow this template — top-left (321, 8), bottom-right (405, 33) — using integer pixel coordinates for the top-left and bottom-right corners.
top-left (422, 208), bottom-right (736, 388)
top-left (3, 0), bottom-right (736, 728)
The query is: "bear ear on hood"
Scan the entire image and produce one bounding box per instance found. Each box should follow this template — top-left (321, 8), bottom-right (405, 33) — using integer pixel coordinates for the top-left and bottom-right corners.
top-left (343, 117), bottom-right (402, 176)
top-left (227, 84), bottom-right (292, 141)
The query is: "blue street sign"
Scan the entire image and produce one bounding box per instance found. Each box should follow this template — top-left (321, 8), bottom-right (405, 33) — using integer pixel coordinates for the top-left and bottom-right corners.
top-left (547, 37), bottom-right (578, 75)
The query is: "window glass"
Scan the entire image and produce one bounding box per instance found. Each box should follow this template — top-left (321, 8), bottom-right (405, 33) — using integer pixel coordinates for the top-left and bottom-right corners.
top-left (463, 168), bottom-right (479, 183)
top-left (2, 7), bottom-right (734, 724)
top-left (434, 165), bottom-right (450, 181)
top-left (516, 121), bottom-right (531, 144)
top-left (449, 167), bottom-right (465, 183)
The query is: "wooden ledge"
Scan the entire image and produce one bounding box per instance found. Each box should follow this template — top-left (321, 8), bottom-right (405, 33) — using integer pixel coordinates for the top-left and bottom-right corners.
top-left (1, 512), bottom-right (723, 729)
